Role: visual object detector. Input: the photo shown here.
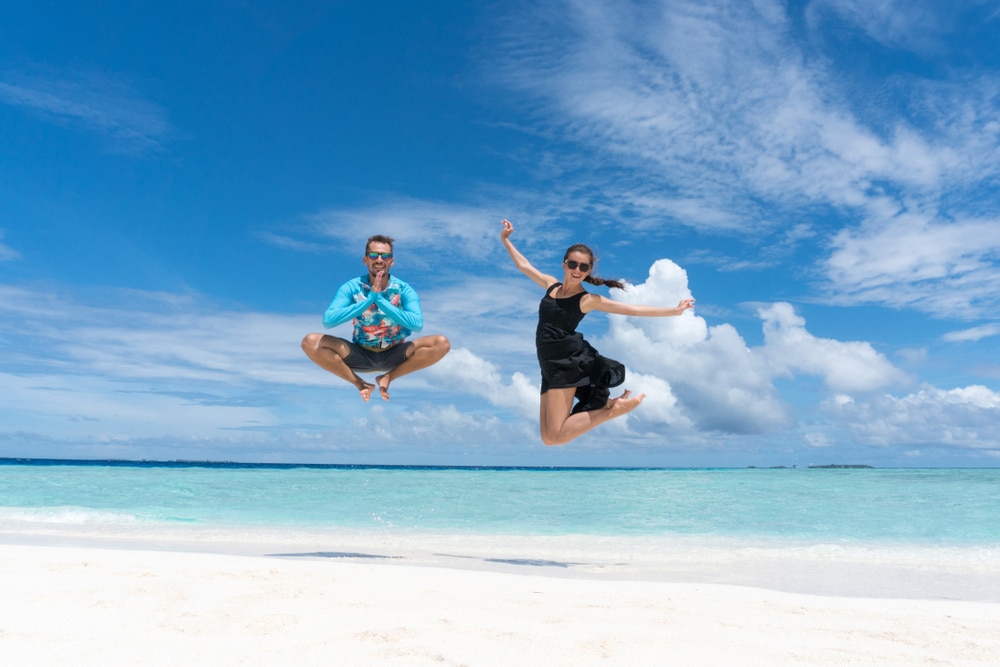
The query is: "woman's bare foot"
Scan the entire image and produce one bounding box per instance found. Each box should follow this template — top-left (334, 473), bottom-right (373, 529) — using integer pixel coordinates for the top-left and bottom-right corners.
top-left (607, 389), bottom-right (646, 416)
top-left (374, 374), bottom-right (392, 401)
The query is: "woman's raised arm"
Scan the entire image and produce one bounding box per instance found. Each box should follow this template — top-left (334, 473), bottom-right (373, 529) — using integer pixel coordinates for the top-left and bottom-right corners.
top-left (501, 219), bottom-right (557, 289)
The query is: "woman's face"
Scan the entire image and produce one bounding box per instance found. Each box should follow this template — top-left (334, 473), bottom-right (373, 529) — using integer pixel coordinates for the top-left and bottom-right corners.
top-left (562, 251), bottom-right (592, 284)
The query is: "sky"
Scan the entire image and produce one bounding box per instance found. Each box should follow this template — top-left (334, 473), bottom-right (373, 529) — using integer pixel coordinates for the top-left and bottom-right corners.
top-left (2, 0), bottom-right (1000, 468)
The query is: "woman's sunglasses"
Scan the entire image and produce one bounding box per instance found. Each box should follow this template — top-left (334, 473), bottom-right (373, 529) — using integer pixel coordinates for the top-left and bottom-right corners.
top-left (565, 260), bottom-right (591, 272)
top-left (367, 251), bottom-right (393, 260)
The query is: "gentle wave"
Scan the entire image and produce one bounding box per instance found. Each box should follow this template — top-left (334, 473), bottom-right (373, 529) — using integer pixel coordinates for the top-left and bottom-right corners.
top-left (0, 506), bottom-right (145, 525)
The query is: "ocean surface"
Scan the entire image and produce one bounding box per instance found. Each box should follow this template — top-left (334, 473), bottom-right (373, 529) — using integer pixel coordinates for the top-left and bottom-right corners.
top-left (1, 459), bottom-right (998, 543)
top-left (2, 459), bottom-right (998, 599)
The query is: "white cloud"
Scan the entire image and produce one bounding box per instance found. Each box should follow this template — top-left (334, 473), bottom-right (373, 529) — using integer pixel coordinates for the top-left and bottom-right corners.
top-left (355, 403), bottom-right (522, 448)
top-left (302, 197), bottom-right (497, 263)
top-left (267, 198), bottom-right (585, 282)
top-left (758, 302), bottom-right (907, 393)
top-left (493, 1), bottom-right (881, 216)
top-left (0, 68), bottom-right (172, 153)
top-left (823, 210), bottom-right (1000, 318)
top-left (600, 259), bottom-right (791, 434)
top-left (0, 371), bottom-right (277, 441)
top-left (807, 0), bottom-right (952, 54)
top-left (426, 347), bottom-right (539, 420)
top-left (490, 0), bottom-right (1000, 321)
top-left (803, 431), bottom-right (838, 448)
top-left (607, 259), bottom-right (705, 346)
top-left (824, 385), bottom-right (1000, 449)
top-left (623, 371), bottom-right (691, 428)
top-left (942, 324), bottom-right (1000, 343)
top-left (595, 259), bottom-right (915, 437)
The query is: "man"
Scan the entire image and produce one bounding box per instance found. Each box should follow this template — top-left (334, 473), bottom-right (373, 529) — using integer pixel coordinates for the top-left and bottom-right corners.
top-left (301, 235), bottom-right (450, 401)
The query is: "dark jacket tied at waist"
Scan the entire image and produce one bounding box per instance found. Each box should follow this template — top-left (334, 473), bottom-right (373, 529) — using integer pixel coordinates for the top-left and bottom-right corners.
top-left (536, 326), bottom-right (625, 413)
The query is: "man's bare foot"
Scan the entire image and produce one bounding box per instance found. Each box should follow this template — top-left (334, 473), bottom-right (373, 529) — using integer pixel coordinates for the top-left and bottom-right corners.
top-left (357, 381), bottom-right (375, 402)
top-left (608, 389), bottom-right (646, 416)
top-left (374, 374), bottom-right (391, 401)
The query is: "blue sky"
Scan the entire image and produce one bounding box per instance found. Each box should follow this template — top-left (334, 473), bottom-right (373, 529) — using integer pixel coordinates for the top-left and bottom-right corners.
top-left (2, 0), bottom-right (999, 467)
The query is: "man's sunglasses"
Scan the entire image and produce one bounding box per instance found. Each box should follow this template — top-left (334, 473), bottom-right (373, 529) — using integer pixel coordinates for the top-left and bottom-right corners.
top-left (367, 251), bottom-right (393, 260)
top-left (565, 260), bottom-right (591, 272)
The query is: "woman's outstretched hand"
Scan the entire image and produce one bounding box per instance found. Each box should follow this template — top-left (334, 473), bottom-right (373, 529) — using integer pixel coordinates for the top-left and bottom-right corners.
top-left (677, 298), bottom-right (696, 312)
top-left (501, 219), bottom-right (514, 240)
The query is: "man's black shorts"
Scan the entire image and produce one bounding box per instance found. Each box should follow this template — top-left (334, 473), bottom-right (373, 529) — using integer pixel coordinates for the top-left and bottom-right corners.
top-left (342, 341), bottom-right (413, 373)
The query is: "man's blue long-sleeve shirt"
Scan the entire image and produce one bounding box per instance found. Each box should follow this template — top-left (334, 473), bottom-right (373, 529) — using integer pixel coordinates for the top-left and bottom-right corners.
top-left (323, 274), bottom-right (423, 349)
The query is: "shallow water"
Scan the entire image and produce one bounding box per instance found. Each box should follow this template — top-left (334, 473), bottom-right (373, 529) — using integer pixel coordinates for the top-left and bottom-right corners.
top-left (2, 461), bottom-right (998, 544)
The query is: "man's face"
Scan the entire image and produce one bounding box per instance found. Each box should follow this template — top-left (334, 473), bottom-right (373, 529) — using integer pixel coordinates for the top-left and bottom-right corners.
top-left (364, 241), bottom-right (394, 276)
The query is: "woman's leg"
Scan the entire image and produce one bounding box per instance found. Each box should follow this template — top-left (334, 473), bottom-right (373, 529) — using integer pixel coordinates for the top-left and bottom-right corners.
top-left (539, 387), bottom-right (646, 445)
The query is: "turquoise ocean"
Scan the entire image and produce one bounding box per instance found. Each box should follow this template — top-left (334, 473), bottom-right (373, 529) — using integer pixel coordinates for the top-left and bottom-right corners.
top-left (2, 459), bottom-right (998, 542)
top-left (2, 459), bottom-right (998, 599)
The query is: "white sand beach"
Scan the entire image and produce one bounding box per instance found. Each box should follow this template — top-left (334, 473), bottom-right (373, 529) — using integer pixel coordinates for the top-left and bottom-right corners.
top-left (2, 541), bottom-right (999, 666)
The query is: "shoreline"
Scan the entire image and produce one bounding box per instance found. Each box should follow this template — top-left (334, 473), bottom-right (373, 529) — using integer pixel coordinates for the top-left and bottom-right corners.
top-left (2, 540), bottom-right (999, 665)
top-left (2, 524), bottom-right (997, 602)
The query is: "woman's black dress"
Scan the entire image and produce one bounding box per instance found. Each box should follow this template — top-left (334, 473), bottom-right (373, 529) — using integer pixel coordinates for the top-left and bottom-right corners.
top-left (535, 283), bottom-right (625, 414)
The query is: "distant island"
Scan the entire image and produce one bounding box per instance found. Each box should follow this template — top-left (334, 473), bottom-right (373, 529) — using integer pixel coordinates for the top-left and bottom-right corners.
top-left (808, 464), bottom-right (874, 469)
top-left (747, 464), bottom-right (875, 469)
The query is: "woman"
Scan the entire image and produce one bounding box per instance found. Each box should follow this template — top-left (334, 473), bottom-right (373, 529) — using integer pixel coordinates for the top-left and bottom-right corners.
top-left (501, 219), bottom-right (695, 445)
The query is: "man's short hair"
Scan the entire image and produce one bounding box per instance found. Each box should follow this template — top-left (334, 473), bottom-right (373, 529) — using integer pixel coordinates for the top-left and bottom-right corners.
top-left (366, 235), bottom-right (395, 253)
